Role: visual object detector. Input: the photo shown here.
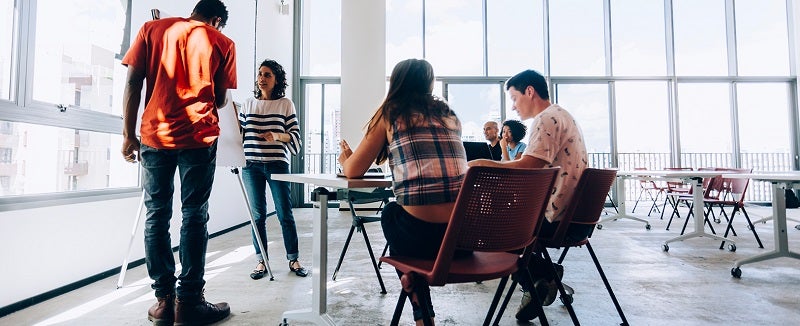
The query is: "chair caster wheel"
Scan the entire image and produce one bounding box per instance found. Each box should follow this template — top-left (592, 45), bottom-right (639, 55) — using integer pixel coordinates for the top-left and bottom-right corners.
top-left (280, 318), bottom-right (289, 326)
top-left (596, 224), bottom-right (603, 230)
top-left (728, 243), bottom-right (736, 252)
top-left (731, 267), bottom-right (742, 278)
top-left (645, 224), bottom-right (651, 230)
top-left (795, 225), bottom-right (800, 230)
top-left (662, 244), bottom-right (669, 252)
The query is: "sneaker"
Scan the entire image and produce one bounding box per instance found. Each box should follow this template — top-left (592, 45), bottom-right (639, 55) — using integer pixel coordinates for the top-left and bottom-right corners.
top-left (539, 279), bottom-right (558, 306)
top-left (147, 294), bottom-right (174, 326)
top-left (515, 280), bottom-right (549, 321)
top-left (174, 294), bottom-right (230, 326)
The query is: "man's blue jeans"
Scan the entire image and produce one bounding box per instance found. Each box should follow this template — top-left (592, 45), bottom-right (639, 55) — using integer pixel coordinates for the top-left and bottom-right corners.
top-left (241, 160), bottom-right (299, 262)
top-left (140, 142), bottom-right (216, 300)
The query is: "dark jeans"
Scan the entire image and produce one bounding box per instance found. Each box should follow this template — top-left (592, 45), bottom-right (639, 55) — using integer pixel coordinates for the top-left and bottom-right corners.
top-left (242, 160), bottom-right (299, 261)
top-left (381, 202), bottom-right (470, 320)
top-left (140, 142), bottom-right (217, 300)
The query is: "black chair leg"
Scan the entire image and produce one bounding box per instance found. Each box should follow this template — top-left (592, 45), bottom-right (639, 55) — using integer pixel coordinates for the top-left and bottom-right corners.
top-left (361, 226), bottom-right (387, 294)
top-left (586, 242), bottom-right (629, 326)
top-left (332, 225), bottom-right (357, 281)
top-left (484, 276), bottom-right (509, 326)
top-left (377, 243), bottom-right (389, 268)
top-left (681, 204), bottom-right (693, 235)
top-left (665, 198), bottom-right (682, 231)
top-left (557, 247), bottom-right (570, 264)
top-left (390, 289), bottom-right (407, 326)
top-left (492, 279), bottom-right (518, 326)
top-left (542, 250), bottom-right (579, 325)
top-left (741, 207), bottom-right (764, 248)
top-left (632, 189), bottom-right (645, 213)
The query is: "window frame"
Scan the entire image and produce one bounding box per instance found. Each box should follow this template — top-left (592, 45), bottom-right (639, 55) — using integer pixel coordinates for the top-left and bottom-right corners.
top-left (0, 0), bottom-right (139, 209)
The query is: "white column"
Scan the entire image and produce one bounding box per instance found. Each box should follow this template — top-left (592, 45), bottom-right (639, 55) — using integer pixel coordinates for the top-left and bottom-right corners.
top-left (341, 0), bottom-right (386, 149)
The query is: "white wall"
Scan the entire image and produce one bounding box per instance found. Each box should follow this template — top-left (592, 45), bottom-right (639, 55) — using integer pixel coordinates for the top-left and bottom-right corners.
top-left (0, 0), bottom-right (292, 309)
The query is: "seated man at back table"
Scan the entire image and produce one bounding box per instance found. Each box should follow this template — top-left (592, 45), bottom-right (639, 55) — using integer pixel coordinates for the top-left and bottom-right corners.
top-left (483, 120), bottom-right (502, 161)
top-left (468, 69), bottom-right (590, 322)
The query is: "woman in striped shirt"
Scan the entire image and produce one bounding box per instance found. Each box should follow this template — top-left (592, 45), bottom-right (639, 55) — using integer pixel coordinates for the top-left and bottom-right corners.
top-left (238, 59), bottom-right (308, 279)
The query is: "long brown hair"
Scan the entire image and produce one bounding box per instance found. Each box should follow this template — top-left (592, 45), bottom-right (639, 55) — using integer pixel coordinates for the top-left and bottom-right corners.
top-left (366, 59), bottom-right (459, 164)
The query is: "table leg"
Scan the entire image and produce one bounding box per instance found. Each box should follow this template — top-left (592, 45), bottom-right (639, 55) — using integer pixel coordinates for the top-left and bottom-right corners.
top-left (599, 176), bottom-right (651, 229)
top-left (664, 177), bottom-right (735, 250)
top-left (282, 193), bottom-right (336, 325)
top-left (734, 182), bottom-right (800, 269)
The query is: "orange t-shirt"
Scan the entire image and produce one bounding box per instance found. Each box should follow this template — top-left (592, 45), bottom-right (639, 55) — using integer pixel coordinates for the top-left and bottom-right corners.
top-left (122, 17), bottom-right (237, 149)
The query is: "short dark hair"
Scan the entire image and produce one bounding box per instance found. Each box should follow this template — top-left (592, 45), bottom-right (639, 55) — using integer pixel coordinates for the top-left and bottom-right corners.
top-left (506, 70), bottom-right (549, 101)
top-left (502, 120), bottom-right (527, 143)
top-left (193, 0), bottom-right (229, 28)
top-left (254, 59), bottom-right (288, 100)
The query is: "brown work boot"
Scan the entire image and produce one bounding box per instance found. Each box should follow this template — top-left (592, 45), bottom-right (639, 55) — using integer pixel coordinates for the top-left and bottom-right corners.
top-left (174, 294), bottom-right (230, 325)
top-left (147, 294), bottom-right (175, 326)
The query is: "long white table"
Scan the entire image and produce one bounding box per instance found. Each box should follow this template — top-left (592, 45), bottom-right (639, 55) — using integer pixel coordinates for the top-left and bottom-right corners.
top-left (272, 174), bottom-right (392, 326)
top-left (725, 172), bottom-right (800, 278)
top-left (604, 170), bottom-right (737, 251)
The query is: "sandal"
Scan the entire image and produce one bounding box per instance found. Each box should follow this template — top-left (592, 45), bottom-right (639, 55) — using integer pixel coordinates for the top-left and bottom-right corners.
top-left (250, 260), bottom-right (266, 280)
top-left (289, 260), bottom-right (309, 277)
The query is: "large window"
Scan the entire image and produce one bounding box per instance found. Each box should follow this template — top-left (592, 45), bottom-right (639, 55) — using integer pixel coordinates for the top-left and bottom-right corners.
top-left (677, 83), bottom-right (732, 167)
top-left (31, 1), bottom-right (125, 113)
top-left (386, 0), bottom-right (423, 75)
top-left (614, 82), bottom-right (670, 168)
top-left (302, 0), bottom-right (341, 76)
top-left (424, 0), bottom-right (483, 76)
top-left (549, 0), bottom-right (606, 76)
top-left (0, 0), bottom-right (136, 201)
top-left (672, 0), bottom-right (728, 76)
top-left (297, 0), bottom-right (800, 204)
top-left (486, 0), bottom-right (544, 76)
top-left (446, 83), bottom-right (503, 141)
top-left (610, 0), bottom-right (666, 76)
top-left (734, 0), bottom-right (790, 76)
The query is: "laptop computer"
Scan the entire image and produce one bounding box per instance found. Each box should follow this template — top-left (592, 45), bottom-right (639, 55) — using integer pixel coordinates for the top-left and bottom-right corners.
top-left (463, 141), bottom-right (495, 161)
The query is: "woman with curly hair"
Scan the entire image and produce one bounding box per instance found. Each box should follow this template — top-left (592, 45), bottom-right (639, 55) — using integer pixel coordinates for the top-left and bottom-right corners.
top-left (501, 119), bottom-right (527, 161)
top-left (238, 59), bottom-right (308, 280)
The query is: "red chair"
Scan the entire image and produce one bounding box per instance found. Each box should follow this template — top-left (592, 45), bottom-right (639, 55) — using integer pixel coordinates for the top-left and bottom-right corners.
top-left (631, 167), bottom-right (667, 216)
top-left (542, 168), bottom-right (628, 326)
top-left (659, 167), bottom-right (694, 222)
top-left (493, 168), bottom-right (628, 325)
top-left (379, 166), bottom-right (559, 326)
top-left (709, 168), bottom-right (763, 250)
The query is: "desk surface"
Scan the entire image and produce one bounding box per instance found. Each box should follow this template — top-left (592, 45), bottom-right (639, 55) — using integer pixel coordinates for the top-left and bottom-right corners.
top-left (618, 170), bottom-right (728, 178)
top-left (273, 173), bottom-right (392, 189)
top-left (725, 172), bottom-right (800, 182)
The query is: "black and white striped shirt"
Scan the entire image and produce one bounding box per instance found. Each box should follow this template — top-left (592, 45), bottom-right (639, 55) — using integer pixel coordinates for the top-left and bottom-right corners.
top-left (238, 97), bottom-right (301, 164)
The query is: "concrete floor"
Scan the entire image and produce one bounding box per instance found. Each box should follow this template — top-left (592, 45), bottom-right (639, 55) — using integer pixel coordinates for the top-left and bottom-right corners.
top-left (2, 203), bottom-right (799, 325)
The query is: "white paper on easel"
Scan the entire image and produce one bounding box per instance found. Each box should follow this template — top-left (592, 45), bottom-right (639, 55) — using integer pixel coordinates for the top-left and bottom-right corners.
top-left (216, 91), bottom-right (246, 167)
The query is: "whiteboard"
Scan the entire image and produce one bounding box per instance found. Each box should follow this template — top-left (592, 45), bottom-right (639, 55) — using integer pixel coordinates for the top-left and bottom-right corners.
top-left (216, 92), bottom-right (246, 167)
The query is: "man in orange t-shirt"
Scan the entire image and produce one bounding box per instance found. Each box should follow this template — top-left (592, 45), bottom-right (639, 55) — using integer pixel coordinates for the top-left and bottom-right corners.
top-left (120, 1), bottom-right (236, 324)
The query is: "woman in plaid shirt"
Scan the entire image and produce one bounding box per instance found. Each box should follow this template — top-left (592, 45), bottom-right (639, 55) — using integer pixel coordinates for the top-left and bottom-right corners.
top-left (338, 58), bottom-right (468, 325)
